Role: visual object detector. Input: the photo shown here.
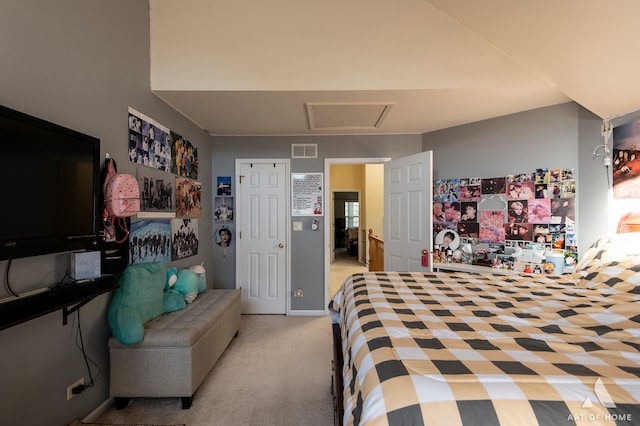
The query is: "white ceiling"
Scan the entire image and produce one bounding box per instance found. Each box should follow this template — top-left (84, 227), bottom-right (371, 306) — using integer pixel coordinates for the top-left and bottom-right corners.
top-left (149, 0), bottom-right (640, 136)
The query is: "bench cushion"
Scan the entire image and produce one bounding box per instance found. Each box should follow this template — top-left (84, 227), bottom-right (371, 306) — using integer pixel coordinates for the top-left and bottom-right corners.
top-left (109, 289), bottom-right (240, 349)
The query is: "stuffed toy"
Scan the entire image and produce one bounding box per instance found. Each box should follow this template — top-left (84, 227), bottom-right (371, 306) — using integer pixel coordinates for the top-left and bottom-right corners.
top-left (189, 264), bottom-right (207, 294)
top-left (165, 268), bottom-right (199, 303)
top-left (165, 267), bottom-right (178, 290)
top-left (108, 262), bottom-right (186, 345)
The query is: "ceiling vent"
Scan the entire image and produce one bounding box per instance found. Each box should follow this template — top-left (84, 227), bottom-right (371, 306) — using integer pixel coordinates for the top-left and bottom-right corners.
top-left (291, 143), bottom-right (318, 159)
top-left (306, 102), bottom-right (394, 130)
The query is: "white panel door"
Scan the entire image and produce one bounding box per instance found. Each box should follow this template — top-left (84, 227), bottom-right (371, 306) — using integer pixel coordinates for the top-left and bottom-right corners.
top-left (384, 151), bottom-right (433, 271)
top-left (236, 160), bottom-right (289, 314)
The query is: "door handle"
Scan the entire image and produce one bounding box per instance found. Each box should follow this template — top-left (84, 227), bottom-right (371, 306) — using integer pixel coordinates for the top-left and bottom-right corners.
top-left (279, 243), bottom-right (285, 248)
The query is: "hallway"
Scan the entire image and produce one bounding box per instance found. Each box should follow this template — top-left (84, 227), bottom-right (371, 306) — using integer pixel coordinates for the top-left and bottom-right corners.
top-left (329, 247), bottom-right (368, 298)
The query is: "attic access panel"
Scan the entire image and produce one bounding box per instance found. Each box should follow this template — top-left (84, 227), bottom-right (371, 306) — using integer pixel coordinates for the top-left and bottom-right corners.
top-left (306, 102), bottom-right (394, 130)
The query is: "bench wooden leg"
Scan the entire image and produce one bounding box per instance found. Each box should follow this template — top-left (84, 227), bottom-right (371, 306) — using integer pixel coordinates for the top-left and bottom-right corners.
top-left (114, 397), bottom-right (129, 410)
top-left (181, 396), bottom-right (193, 409)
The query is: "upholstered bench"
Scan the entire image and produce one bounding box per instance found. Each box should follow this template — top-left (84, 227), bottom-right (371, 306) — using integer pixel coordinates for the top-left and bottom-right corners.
top-left (108, 288), bottom-right (241, 409)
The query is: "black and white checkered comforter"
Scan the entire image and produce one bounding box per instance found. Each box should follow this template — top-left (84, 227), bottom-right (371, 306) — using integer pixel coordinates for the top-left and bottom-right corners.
top-left (329, 264), bottom-right (640, 425)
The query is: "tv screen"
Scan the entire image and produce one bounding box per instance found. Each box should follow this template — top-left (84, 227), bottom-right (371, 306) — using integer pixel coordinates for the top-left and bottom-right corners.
top-left (0, 105), bottom-right (101, 260)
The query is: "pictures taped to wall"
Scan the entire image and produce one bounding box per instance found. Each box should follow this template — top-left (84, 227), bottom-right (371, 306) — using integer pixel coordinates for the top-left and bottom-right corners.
top-left (126, 107), bottom-right (203, 265)
top-left (128, 107), bottom-right (172, 172)
top-left (171, 218), bottom-right (199, 260)
top-left (433, 168), bottom-right (577, 271)
top-left (130, 219), bottom-right (171, 264)
top-left (170, 130), bottom-right (198, 179)
top-left (217, 176), bottom-right (232, 196)
top-left (214, 196), bottom-right (234, 223)
top-left (137, 168), bottom-right (175, 214)
top-left (175, 177), bottom-right (202, 218)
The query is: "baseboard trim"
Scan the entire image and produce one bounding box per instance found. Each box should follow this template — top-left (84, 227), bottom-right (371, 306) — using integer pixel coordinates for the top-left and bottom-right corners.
top-left (288, 309), bottom-right (326, 316)
top-left (82, 398), bottom-right (114, 422)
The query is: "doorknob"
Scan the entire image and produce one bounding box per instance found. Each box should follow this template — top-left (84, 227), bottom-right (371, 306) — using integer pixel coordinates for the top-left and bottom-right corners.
top-left (279, 243), bottom-right (285, 248)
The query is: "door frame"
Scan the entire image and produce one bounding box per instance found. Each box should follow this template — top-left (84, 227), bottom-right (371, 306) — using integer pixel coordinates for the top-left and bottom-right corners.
top-left (324, 157), bottom-right (390, 312)
top-left (235, 158), bottom-right (291, 314)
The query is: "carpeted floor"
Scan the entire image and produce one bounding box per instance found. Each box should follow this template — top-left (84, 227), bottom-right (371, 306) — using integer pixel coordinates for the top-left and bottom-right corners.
top-left (329, 248), bottom-right (368, 298)
top-left (88, 315), bottom-right (334, 426)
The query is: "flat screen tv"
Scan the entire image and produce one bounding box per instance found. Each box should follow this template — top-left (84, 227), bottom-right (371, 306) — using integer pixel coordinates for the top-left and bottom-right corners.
top-left (0, 104), bottom-right (101, 260)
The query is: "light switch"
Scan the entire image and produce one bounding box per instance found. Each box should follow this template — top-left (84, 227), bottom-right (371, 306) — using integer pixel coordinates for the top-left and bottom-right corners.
top-left (293, 221), bottom-right (303, 231)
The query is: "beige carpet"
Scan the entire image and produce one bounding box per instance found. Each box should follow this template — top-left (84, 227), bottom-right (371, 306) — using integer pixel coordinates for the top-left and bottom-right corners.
top-left (330, 248), bottom-right (368, 298)
top-left (89, 315), bottom-right (334, 426)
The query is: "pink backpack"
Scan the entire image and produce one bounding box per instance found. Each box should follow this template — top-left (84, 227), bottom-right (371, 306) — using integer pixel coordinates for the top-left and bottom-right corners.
top-left (104, 159), bottom-right (140, 218)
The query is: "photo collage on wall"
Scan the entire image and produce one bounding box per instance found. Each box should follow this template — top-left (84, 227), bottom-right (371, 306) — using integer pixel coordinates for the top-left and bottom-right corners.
top-left (433, 168), bottom-right (578, 271)
top-left (127, 107), bottom-right (201, 263)
top-left (214, 176), bottom-right (235, 253)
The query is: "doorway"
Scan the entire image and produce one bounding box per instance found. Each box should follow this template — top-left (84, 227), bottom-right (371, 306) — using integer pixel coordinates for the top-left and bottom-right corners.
top-left (324, 158), bottom-right (389, 308)
top-left (330, 191), bottom-right (366, 297)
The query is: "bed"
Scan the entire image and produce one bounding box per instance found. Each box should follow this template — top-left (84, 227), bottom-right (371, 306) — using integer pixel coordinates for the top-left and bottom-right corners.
top-left (329, 233), bottom-right (640, 425)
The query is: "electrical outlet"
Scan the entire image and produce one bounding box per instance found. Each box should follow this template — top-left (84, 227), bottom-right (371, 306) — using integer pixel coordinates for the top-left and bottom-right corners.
top-left (66, 377), bottom-right (84, 400)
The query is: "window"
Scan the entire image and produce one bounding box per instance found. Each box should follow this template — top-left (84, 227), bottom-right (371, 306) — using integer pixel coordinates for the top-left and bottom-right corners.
top-left (345, 201), bottom-right (359, 228)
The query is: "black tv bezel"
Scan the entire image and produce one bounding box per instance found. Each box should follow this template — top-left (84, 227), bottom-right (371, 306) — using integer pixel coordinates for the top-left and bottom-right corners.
top-left (0, 104), bottom-right (102, 261)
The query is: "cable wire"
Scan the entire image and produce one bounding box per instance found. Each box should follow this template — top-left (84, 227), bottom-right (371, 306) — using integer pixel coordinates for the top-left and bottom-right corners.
top-left (75, 309), bottom-right (101, 389)
top-left (4, 259), bottom-right (18, 297)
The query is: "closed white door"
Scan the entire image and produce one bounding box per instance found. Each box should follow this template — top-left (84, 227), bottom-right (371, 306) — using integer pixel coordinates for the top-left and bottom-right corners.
top-left (236, 160), bottom-right (289, 314)
top-left (384, 151), bottom-right (433, 271)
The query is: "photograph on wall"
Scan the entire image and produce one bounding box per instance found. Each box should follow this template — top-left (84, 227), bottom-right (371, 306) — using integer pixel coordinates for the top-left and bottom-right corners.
top-left (214, 225), bottom-right (235, 248)
top-left (175, 177), bottom-right (202, 218)
top-left (507, 200), bottom-right (528, 223)
top-left (128, 107), bottom-right (171, 171)
top-left (444, 202), bottom-right (461, 222)
top-left (137, 168), bottom-right (174, 213)
top-left (479, 210), bottom-right (505, 244)
top-left (505, 223), bottom-right (532, 241)
top-left (481, 177), bottom-right (506, 194)
top-left (562, 168), bottom-right (575, 181)
top-left (214, 196), bottom-right (234, 223)
top-left (507, 173), bottom-right (534, 183)
top-left (533, 225), bottom-right (552, 244)
top-left (612, 120), bottom-right (640, 199)
top-left (291, 173), bottom-right (323, 216)
top-left (550, 198), bottom-right (575, 224)
top-left (433, 202), bottom-right (446, 223)
top-left (535, 183), bottom-right (548, 198)
top-left (457, 183), bottom-right (481, 201)
top-left (457, 222), bottom-right (479, 238)
top-left (129, 219), bottom-right (171, 265)
top-left (527, 198), bottom-right (551, 224)
top-left (171, 218), bottom-right (199, 260)
top-left (459, 202), bottom-right (478, 222)
top-left (507, 181), bottom-right (534, 200)
top-left (217, 176), bottom-right (232, 196)
top-left (535, 168), bottom-right (550, 184)
top-left (560, 180), bottom-right (576, 198)
top-left (170, 130), bottom-right (198, 179)
top-left (434, 178), bottom-right (459, 202)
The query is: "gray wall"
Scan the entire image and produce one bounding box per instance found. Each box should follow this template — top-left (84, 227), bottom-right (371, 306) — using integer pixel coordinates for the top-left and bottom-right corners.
top-left (211, 135), bottom-right (422, 310)
top-left (422, 102), bottom-right (609, 254)
top-left (0, 1), bottom-right (214, 425)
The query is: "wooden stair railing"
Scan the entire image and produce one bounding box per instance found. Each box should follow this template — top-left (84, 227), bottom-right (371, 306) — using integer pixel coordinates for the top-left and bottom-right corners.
top-left (368, 229), bottom-right (384, 272)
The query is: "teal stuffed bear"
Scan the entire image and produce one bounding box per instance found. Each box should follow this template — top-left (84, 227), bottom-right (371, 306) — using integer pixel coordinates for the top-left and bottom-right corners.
top-left (108, 262), bottom-right (186, 345)
top-left (166, 268), bottom-right (199, 303)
